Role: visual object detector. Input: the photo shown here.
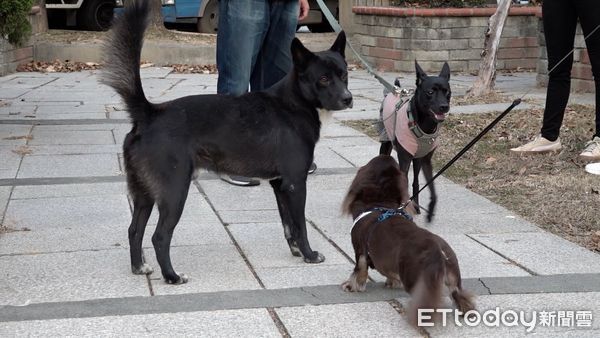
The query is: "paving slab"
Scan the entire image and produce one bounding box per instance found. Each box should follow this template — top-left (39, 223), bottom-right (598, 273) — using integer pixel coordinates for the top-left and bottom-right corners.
top-left (318, 134), bottom-right (377, 148)
top-left (276, 302), bottom-right (418, 337)
top-left (4, 193), bottom-right (131, 230)
top-left (442, 234), bottom-right (530, 279)
top-left (313, 146), bottom-right (355, 168)
top-left (17, 153), bottom-right (120, 178)
top-left (228, 222), bottom-right (349, 267)
top-left (0, 88), bottom-right (31, 99)
top-left (0, 185), bottom-right (11, 216)
top-left (0, 146), bottom-right (21, 179)
top-left (0, 224), bottom-right (127, 255)
top-left (0, 75), bottom-right (57, 89)
top-left (0, 125), bottom-right (31, 146)
top-left (0, 104), bottom-right (37, 117)
top-left (330, 143), bottom-right (383, 167)
top-left (10, 182), bottom-right (126, 199)
top-left (217, 209), bottom-right (282, 224)
top-left (320, 121), bottom-right (368, 138)
top-left (28, 129), bottom-right (114, 145)
top-left (256, 264), bottom-right (352, 289)
top-left (0, 308), bottom-right (280, 337)
top-left (26, 144), bottom-right (121, 156)
top-left (147, 244), bottom-right (262, 295)
top-left (0, 249), bottom-right (149, 305)
top-left (469, 232), bottom-right (600, 275)
top-left (421, 212), bottom-right (542, 236)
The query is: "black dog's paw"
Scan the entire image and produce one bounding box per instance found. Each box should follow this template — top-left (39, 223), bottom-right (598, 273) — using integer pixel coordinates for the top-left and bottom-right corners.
top-left (132, 263), bottom-right (153, 275)
top-left (303, 251), bottom-right (326, 264)
top-left (165, 273), bottom-right (189, 285)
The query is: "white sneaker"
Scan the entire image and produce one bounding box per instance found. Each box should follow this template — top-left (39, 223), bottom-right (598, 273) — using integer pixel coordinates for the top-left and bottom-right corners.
top-left (579, 136), bottom-right (600, 160)
top-left (510, 135), bottom-right (562, 153)
top-left (585, 162), bottom-right (600, 175)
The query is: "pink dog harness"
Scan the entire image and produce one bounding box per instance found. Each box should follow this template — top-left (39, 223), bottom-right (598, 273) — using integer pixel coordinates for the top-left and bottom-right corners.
top-left (381, 93), bottom-right (439, 159)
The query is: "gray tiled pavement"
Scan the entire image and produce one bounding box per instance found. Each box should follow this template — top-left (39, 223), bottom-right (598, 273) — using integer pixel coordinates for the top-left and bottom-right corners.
top-left (1, 67), bottom-right (599, 337)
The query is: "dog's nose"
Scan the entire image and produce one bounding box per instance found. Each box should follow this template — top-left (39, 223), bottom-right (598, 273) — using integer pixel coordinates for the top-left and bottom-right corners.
top-left (342, 92), bottom-right (353, 108)
top-left (439, 104), bottom-right (449, 113)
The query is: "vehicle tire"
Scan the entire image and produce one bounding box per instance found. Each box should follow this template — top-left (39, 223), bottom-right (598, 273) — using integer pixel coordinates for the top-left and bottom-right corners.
top-left (197, 0), bottom-right (219, 33)
top-left (78, 0), bottom-right (115, 31)
top-left (307, 22), bottom-right (333, 33)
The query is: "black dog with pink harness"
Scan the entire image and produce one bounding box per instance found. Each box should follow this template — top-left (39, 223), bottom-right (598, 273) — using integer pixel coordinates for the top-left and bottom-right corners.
top-left (377, 61), bottom-right (451, 222)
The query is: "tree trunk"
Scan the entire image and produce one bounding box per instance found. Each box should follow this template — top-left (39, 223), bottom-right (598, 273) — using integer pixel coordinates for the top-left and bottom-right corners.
top-left (35, 0), bottom-right (49, 33)
top-left (148, 0), bottom-right (166, 32)
top-left (466, 0), bottom-right (512, 97)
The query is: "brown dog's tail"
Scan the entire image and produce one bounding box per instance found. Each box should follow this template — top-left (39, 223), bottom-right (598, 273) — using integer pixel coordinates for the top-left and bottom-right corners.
top-left (451, 289), bottom-right (475, 314)
top-left (99, 0), bottom-right (153, 123)
top-left (407, 248), bottom-right (445, 327)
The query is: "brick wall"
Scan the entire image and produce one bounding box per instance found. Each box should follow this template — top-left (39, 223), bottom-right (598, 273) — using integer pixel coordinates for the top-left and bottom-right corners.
top-left (351, 6), bottom-right (540, 74)
top-left (0, 6), bottom-right (44, 76)
top-left (537, 17), bottom-right (594, 93)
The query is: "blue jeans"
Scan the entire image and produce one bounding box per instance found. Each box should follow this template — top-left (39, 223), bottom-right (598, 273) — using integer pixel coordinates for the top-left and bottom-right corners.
top-left (217, 0), bottom-right (299, 95)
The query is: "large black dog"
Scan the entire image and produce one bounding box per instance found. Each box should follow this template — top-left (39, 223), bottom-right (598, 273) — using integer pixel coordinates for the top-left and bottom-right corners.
top-left (101, 1), bottom-right (352, 284)
top-left (379, 62), bottom-right (451, 222)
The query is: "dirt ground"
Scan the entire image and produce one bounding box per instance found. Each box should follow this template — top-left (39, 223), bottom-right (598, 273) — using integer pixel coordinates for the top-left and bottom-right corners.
top-left (343, 103), bottom-right (600, 253)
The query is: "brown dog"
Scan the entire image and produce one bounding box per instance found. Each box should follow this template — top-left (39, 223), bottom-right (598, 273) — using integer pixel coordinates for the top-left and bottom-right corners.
top-left (341, 155), bottom-right (474, 326)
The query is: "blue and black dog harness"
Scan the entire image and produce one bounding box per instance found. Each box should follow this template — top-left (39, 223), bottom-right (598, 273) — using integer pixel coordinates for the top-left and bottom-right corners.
top-left (352, 207), bottom-right (413, 257)
top-left (352, 207), bottom-right (412, 226)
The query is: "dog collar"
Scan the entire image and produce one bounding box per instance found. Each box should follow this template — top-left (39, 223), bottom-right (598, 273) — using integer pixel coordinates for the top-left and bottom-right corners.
top-left (407, 100), bottom-right (440, 140)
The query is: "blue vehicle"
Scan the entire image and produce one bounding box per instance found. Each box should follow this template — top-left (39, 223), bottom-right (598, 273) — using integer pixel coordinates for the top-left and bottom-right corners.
top-left (115, 0), bottom-right (338, 34)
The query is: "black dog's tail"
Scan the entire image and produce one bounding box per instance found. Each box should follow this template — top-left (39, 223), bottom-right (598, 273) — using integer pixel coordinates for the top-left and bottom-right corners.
top-left (99, 0), bottom-right (152, 123)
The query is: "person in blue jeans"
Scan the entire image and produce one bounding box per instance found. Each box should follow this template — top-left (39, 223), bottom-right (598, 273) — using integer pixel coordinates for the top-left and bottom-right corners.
top-left (217, 0), bottom-right (313, 186)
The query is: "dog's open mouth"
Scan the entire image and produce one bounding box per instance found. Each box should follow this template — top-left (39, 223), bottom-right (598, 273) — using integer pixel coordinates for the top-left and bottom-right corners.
top-left (429, 108), bottom-right (446, 122)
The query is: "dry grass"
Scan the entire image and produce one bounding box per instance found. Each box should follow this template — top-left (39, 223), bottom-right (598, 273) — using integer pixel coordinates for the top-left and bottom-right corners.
top-left (451, 91), bottom-right (511, 106)
top-left (343, 104), bottom-right (600, 253)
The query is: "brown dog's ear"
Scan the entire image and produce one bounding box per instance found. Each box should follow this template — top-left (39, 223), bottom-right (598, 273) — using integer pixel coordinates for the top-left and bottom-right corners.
top-left (341, 188), bottom-right (356, 215)
top-left (291, 38), bottom-right (315, 72)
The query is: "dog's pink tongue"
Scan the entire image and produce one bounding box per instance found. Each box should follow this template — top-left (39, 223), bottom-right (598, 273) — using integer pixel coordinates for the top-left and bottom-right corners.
top-left (435, 113), bottom-right (446, 121)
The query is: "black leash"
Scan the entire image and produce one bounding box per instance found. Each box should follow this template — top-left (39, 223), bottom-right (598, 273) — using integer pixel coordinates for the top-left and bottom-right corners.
top-left (402, 98), bottom-right (522, 210)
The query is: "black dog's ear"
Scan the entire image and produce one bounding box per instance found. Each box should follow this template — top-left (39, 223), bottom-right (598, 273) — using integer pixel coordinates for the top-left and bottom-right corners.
top-left (415, 60), bottom-right (427, 86)
top-left (291, 38), bottom-right (316, 71)
top-left (439, 61), bottom-right (450, 82)
top-left (330, 31), bottom-right (346, 58)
